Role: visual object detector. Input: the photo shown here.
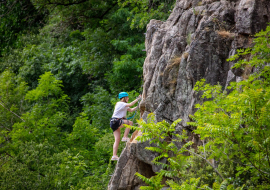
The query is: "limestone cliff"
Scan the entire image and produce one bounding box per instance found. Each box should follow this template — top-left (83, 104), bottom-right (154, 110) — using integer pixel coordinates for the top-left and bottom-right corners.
top-left (108, 0), bottom-right (270, 189)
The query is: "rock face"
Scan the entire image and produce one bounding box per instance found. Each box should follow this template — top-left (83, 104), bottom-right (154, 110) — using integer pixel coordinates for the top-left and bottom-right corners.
top-left (108, 0), bottom-right (270, 189)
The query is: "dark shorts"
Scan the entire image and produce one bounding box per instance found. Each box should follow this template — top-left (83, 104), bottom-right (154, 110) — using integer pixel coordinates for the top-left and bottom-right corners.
top-left (110, 118), bottom-right (123, 132)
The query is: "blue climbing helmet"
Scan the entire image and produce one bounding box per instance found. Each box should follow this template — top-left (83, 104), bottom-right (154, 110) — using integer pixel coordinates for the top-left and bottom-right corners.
top-left (118, 92), bottom-right (128, 99)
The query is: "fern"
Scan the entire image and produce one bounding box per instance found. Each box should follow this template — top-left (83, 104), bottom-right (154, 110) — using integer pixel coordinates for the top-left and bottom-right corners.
top-left (219, 180), bottom-right (229, 190)
top-left (135, 172), bottom-right (164, 190)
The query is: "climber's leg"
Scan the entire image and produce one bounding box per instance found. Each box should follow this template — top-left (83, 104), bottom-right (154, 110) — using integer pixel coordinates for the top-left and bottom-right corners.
top-left (113, 128), bottom-right (121, 157)
top-left (120, 119), bottom-right (132, 139)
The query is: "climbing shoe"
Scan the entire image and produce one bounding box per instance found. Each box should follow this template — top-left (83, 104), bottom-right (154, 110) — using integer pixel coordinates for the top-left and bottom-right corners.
top-left (111, 156), bottom-right (119, 161)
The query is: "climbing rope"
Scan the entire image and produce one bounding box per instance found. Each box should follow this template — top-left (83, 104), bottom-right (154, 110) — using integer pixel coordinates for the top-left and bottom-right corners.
top-left (127, 98), bottom-right (141, 120)
top-left (127, 83), bottom-right (143, 121)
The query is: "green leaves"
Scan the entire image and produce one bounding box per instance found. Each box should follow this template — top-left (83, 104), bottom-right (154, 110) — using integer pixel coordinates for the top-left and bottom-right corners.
top-left (0, 0), bottom-right (44, 56)
top-left (0, 70), bottom-right (28, 129)
top-left (66, 113), bottom-right (98, 154)
top-left (118, 0), bottom-right (174, 29)
top-left (136, 172), bottom-right (165, 190)
top-left (81, 86), bottom-right (113, 131)
top-left (108, 42), bottom-right (145, 92)
top-left (192, 75), bottom-right (270, 183)
top-left (0, 0), bottom-right (174, 189)
top-left (135, 113), bottom-right (181, 143)
top-left (167, 178), bottom-right (201, 190)
top-left (189, 25), bottom-right (270, 188)
top-left (9, 72), bottom-right (69, 145)
top-left (227, 25), bottom-right (270, 69)
top-left (25, 72), bottom-right (64, 101)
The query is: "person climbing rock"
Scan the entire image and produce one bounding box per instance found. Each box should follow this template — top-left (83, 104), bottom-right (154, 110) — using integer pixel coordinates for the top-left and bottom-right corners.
top-left (110, 92), bottom-right (141, 161)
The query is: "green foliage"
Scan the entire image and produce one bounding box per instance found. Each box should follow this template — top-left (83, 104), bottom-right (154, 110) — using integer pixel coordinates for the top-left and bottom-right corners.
top-left (0, 140), bottom-right (90, 190)
top-left (81, 86), bottom-right (113, 131)
top-left (75, 162), bottom-right (115, 190)
top-left (79, 20), bottom-right (145, 92)
top-left (167, 178), bottom-right (201, 190)
top-left (189, 25), bottom-right (270, 188)
top-left (31, 0), bottom-right (118, 30)
top-left (0, 70), bottom-right (29, 151)
top-left (0, 0), bottom-right (173, 189)
top-left (227, 24), bottom-right (270, 68)
top-left (190, 77), bottom-right (270, 187)
top-left (136, 172), bottom-right (164, 190)
top-left (108, 41), bottom-right (145, 91)
top-left (66, 113), bottom-right (98, 154)
top-left (135, 113), bottom-right (181, 143)
top-left (25, 71), bottom-right (65, 101)
top-left (0, 70), bottom-right (28, 129)
top-left (0, 0), bottom-right (44, 56)
top-left (119, 0), bottom-right (175, 29)
top-left (10, 72), bottom-right (69, 145)
top-left (18, 42), bottom-right (89, 108)
top-left (133, 114), bottom-right (258, 189)
top-left (0, 71), bottom-right (121, 189)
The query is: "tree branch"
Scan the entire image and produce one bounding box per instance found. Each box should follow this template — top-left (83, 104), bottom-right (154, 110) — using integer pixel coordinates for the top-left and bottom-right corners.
top-left (232, 135), bottom-right (270, 182)
top-left (5, 151), bottom-right (45, 177)
top-left (0, 0), bottom-right (18, 18)
top-left (0, 99), bottom-right (25, 122)
top-left (0, 157), bottom-right (10, 169)
top-left (98, 2), bottom-right (117, 20)
top-left (45, 0), bottom-right (88, 7)
top-left (0, 123), bottom-right (11, 131)
top-left (261, 125), bottom-right (270, 170)
top-left (71, 2), bottom-right (117, 20)
top-left (222, 149), bottom-right (269, 175)
top-left (181, 147), bottom-right (225, 180)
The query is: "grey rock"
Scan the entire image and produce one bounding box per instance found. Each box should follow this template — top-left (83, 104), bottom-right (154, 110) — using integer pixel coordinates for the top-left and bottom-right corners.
top-left (108, 142), bottom-right (156, 190)
top-left (236, 0), bottom-right (270, 35)
top-left (141, 111), bottom-right (151, 123)
top-left (225, 70), bottom-right (236, 89)
top-left (161, 188), bottom-right (170, 190)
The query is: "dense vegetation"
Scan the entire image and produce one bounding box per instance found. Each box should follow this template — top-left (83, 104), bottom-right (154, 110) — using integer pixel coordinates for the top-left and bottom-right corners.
top-left (0, 0), bottom-right (174, 189)
top-left (133, 25), bottom-right (270, 189)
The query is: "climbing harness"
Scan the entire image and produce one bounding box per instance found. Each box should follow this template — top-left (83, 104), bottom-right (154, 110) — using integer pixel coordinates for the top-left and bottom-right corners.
top-left (110, 117), bottom-right (120, 125)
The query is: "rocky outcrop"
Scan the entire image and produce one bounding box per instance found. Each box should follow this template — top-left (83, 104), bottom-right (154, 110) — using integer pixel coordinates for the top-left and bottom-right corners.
top-left (108, 131), bottom-right (157, 190)
top-left (108, 0), bottom-right (270, 189)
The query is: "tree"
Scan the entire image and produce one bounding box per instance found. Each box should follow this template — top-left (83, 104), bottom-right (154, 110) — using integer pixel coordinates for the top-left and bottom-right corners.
top-left (0, 0), bottom-right (45, 56)
top-left (0, 70), bottom-right (28, 150)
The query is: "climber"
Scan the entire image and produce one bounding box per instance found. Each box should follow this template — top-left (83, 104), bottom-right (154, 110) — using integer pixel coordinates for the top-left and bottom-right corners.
top-left (110, 92), bottom-right (141, 161)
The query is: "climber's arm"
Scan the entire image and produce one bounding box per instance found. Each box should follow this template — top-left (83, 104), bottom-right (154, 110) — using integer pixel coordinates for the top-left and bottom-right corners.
top-left (127, 106), bottom-right (138, 112)
top-left (125, 95), bottom-right (141, 107)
